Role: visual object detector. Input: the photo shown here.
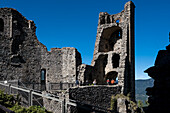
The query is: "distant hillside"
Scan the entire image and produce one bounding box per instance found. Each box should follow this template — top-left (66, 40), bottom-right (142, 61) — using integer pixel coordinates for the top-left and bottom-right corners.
top-left (135, 78), bottom-right (154, 105)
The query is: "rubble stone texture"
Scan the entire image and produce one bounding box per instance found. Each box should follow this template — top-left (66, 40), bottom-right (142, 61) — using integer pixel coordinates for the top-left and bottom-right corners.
top-left (89, 1), bottom-right (135, 99)
top-left (77, 64), bottom-right (94, 85)
top-left (145, 44), bottom-right (170, 113)
top-left (69, 1), bottom-right (136, 112)
top-left (0, 8), bottom-right (82, 90)
top-left (69, 85), bottom-right (121, 109)
top-left (0, 1), bottom-right (135, 112)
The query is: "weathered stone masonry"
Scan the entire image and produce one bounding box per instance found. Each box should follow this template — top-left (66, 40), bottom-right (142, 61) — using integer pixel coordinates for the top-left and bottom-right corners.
top-left (41, 47), bottom-right (81, 85)
top-left (79, 1), bottom-right (135, 99)
top-left (0, 8), bottom-right (82, 90)
top-left (0, 8), bottom-right (41, 83)
top-left (0, 1), bottom-right (135, 112)
top-left (68, 1), bottom-right (136, 112)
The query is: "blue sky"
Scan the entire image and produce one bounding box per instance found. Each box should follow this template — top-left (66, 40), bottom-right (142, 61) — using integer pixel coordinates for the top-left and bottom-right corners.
top-left (1, 0), bottom-right (170, 79)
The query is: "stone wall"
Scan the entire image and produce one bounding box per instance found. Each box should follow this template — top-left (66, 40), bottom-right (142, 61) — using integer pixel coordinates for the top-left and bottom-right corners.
top-left (0, 2), bottom-right (136, 112)
top-left (89, 1), bottom-right (135, 99)
top-left (69, 85), bottom-right (121, 109)
top-left (62, 47), bottom-right (81, 83)
top-left (41, 47), bottom-right (82, 88)
top-left (77, 64), bottom-right (94, 84)
top-left (0, 8), bottom-right (82, 90)
top-left (0, 8), bottom-right (42, 83)
top-left (43, 97), bottom-right (63, 113)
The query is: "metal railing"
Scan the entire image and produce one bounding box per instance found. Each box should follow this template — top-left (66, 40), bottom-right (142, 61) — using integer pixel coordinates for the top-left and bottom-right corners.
top-left (0, 80), bottom-right (77, 91)
top-left (48, 82), bottom-right (76, 90)
top-left (0, 82), bottom-right (64, 113)
top-left (0, 81), bottom-right (115, 113)
top-left (7, 80), bottom-right (76, 91)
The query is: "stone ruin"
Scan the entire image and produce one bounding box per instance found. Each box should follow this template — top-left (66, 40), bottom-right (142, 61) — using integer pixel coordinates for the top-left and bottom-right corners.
top-left (0, 8), bottom-right (81, 89)
top-left (145, 44), bottom-right (170, 113)
top-left (77, 1), bottom-right (135, 99)
top-left (91, 1), bottom-right (135, 98)
top-left (0, 1), bottom-right (135, 112)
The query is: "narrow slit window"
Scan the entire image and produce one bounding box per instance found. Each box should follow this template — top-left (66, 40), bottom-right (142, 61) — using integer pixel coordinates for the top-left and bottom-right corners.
top-left (41, 69), bottom-right (46, 91)
top-left (41, 69), bottom-right (46, 81)
top-left (0, 18), bottom-right (4, 32)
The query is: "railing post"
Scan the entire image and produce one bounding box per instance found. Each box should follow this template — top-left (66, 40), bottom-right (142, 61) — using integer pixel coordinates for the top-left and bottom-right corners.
top-left (65, 100), bottom-right (67, 113)
top-left (49, 82), bottom-right (51, 90)
top-left (33, 83), bottom-right (34, 90)
top-left (61, 96), bottom-right (66, 113)
top-left (29, 90), bottom-right (33, 106)
top-left (8, 84), bottom-right (11, 95)
top-left (68, 82), bottom-right (69, 89)
top-left (47, 82), bottom-right (51, 90)
top-left (60, 82), bottom-right (62, 90)
top-left (61, 100), bottom-right (65, 113)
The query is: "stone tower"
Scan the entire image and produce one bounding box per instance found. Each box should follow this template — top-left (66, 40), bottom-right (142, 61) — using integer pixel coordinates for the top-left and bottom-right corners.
top-left (91, 1), bottom-right (135, 98)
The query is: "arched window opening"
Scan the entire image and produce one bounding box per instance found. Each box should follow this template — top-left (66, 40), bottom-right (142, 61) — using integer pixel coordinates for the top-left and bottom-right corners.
top-left (112, 54), bottom-right (120, 68)
top-left (100, 16), bottom-right (105, 25)
top-left (109, 29), bottom-right (122, 51)
top-left (41, 69), bottom-right (46, 81)
top-left (99, 27), bottom-right (122, 52)
top-left (107, 15), bottom-right (110, 24)
top-left (0, 18), bottom-right (4, 32)
top-left (116, 19), bottom-right (120, 23)
top-left (105, 71), bottom-right (118, 85)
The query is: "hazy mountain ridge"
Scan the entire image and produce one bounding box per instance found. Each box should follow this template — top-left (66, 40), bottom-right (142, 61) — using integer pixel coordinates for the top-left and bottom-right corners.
top-left (135, 78), bottom-right (154, 104)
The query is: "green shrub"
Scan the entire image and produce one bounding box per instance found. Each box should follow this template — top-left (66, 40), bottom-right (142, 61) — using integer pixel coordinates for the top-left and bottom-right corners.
top-left (110, 95), bottom-right (117, 111)
top-left (110, 94), bottom-right (144, 113)
top-left (0, 89), bottom-right (16, 107)
top-left (10, 104), bottom-right (52, 113)
top-left (0, 89), bottom-right (51, 113)
top-left (10, 104), bottom-right (27, 113)
top-left (138, 100), bottom-right (143, 108)
top-left (145, 100), bottom-right (149, 106)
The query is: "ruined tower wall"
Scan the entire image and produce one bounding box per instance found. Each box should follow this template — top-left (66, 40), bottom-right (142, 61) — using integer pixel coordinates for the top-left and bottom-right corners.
top-left (41, 48), bottom-right (63, 84)
top-left (62, 48), bottom-right (81, 83)
top-left (91, 1), bottom-right (135, 98)
top-left (41, 47), bottom-right (82, 84)
top-left (77, 64), bottom-right (94, 84)
top-left (0, 8), bottom-right (42, 83)
top-left (0, 8), bottom-right (82, 87)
